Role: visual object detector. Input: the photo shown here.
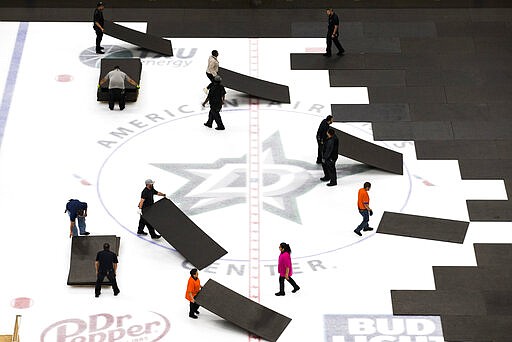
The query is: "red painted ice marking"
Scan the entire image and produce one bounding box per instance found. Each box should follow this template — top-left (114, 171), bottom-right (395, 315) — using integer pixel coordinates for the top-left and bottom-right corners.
top-left (11, 297), bottom-right (33, 309)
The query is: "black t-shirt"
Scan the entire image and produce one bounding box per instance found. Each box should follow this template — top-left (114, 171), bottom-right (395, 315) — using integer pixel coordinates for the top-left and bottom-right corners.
top-left (141, 187), bottom-right (158, 208)
top-left (93, 9), bottom-right (104, 28)
top-left (328, 12), bottom-right (340, 33)
top-left (207, 83), bottom-right (226, 106)
top-left (316, 119), bottom-right (330, 142)
top-left (96, 250), bottom-right (118, 272)
top-left (323, 134), bottom-right (339, 161)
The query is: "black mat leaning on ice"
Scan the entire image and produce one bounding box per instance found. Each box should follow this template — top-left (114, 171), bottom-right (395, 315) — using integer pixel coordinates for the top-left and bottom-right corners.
top-left (67, 235), bottom-right (120, 286)
top-left (194, 279), bottom-right (292, 342)
top-left (331, 128), bottom-right (403, 175)
top-left (97, 58), bottom-right (141, 102)
top-left (103, 20), bottom-right (173, 56)
top-left (141, 198), bottom-right (227, 270)
top-left (377, 211), bottom-right (468, 243)
top-left (218, 67), bottom-right (290, 103)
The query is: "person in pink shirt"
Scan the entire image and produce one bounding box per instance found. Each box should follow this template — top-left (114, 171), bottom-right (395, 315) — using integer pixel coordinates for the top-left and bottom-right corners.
top-left (275, 242), bottom-right (300, 296)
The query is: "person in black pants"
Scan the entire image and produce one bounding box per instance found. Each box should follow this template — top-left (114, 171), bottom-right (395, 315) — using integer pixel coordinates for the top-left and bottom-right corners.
top-left (321, 128), bottom-right (339, 186)
top-left (98, 66), bottom-right (139, 110)
top-left (324, 8), bottom-right (345, 57)
top-left (202, 75), bottom-right (226, 130)
top-left (316, 115), bottom-right (333, 164)
top-left (137, 179), bottom-right (165, 239)
top-left (95, 243), bottom-right (120, 297)
top-left (93, 2), bottom-right (105, 54)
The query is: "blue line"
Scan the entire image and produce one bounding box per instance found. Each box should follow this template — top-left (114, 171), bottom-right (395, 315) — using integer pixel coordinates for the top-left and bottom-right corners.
top-left (0, 22), bottom-right (29, 150)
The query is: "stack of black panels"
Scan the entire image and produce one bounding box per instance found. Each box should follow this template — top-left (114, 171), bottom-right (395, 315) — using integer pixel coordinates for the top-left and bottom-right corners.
top-left (97, 58), bottom-right (142, 102)
top-left (67, 235), bottom-right (120, 285)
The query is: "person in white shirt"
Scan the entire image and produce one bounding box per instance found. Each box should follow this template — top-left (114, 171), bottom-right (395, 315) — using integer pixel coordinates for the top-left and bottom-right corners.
top-left (99, 66), bottom-right (139, 110)
top-left (205, 50), bottom-right (219, 87)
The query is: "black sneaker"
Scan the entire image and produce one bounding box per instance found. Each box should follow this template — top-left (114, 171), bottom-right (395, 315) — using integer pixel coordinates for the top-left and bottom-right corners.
top-left (189, 314), bottom-right (198, 319)
top-left (204, 123), bottom-right (212, 128)
top-left (327, 182), bottom-right (337, 187)
top-left (137, 231), bottom-right (148, 235)
top-left (114, 290), bottom-right (120, 296)
top-left (96, 51), bottom-right (105, 54)
top-left (215, 126), bottom-right (225, 130)
top-left (275, 292), bottom-right (285, 296)
top-left (354, 229), bottom-right (362, 237)
top-left (95, 293), bottom-right (100, 298)
top-left (323, 53), bottom-right (331, 57)
top-left (363, 227), bottom-right (374, 231)
top-left (80, 232), bottom-right (90, 236)
top-left (151, 234), bottom-right (161, 239)
top-left (195, 310), bottom-right (200, 314)
top-left (320, 177), bottom-right (329, 182)
top-left (337, 51), bottom-right (345, 56)
top-left (292, 287), bottom-right (300, 293)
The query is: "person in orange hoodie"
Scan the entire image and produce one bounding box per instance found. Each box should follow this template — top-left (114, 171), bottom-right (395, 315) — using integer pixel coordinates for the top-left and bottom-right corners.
top-left (185, 268), bottom-right (202, 319)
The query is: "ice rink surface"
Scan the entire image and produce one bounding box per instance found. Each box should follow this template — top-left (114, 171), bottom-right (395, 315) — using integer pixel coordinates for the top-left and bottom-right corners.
top-left (0, 22), bottom-right (510, 341)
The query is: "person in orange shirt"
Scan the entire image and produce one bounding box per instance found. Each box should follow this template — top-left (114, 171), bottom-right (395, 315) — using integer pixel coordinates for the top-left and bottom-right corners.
top-left (185, 268), bottom-right (202, 319)
top-left (354, 182), bottom-right (373, 236)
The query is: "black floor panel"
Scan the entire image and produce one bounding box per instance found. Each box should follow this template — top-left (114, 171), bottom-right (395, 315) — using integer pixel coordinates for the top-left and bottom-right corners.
top-left (142, 198), bottom-right (227, 270)
top-left (364, 53), bottom-right (442, 69)
top-left (363, 22), bottom-right (437, 37)
top-left (218, 67), bottom-right (290, 103)
top-left (331, 103), bottom-right (410, 122)
top-left (194, 279), bottom-right (292, 342)
top-left (433, 266), bottom-right (512, 291)
top-left (329, 70), bottom-right (405, 87)
top-left (467, 200), bottom-right (512, 221)
top-left (414, 140), bottom-right (507, 160)
top-left (409, 103), bottom-right (490, 121)
top-left (368, 86), bottom-right (446, 104)
top-left (104, 20), bottom-right (173, 56)
top-left (67, 235), bottom-right (120, 286)
top-left (473, 243), bottom-right (512, 266)
top-left (458, 159), bottom-right (512, 179)
top-left (333, 128), bottom-right (403, 174)
top-left (392, 290), bottom-right (487, 316)
top-left (451, 121), bottom-right (512, 140)
top-left (372, 121), bottom-right (454, 141)
top-left (290, 53), bottom-right (365, 70)
top-left (441, 315), bottom-right (512, 342)
top-left (377, 211), bottom-right (468, 243)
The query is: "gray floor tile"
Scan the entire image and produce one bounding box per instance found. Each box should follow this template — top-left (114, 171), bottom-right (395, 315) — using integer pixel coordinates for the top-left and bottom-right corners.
top-left (368, 86), bottom-right (446, 103)
top-left (331, 103), bottom-right (411, 122)
top-left (363, 22), bottom-right (437, 37)
top-left (467, 200), bottom-right (512, 221)
top-left (329, 70), bottom-right (405, 87)
top-left (409, 103), bottom-right (490, 121)
top-left (451, 121), bottom-right (512, 140)
top-left (400, 37), bottom-right (475, 54)
top-left (290, 53), bottom-right (365, 70)
top-left (414, 140), bottom-right (507, 160)
top-left (377, 211), bottom-right (468, 243)
top-left (372, 121), bottom-right (453, 140)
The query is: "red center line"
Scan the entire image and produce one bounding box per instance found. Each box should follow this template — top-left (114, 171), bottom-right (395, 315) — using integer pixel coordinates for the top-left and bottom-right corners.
top-left (248, 38), bottom-right (261, 342)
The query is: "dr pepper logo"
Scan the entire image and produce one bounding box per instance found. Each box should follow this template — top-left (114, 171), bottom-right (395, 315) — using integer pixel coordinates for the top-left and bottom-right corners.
top-left (40, 311), bottom-right (170, 341)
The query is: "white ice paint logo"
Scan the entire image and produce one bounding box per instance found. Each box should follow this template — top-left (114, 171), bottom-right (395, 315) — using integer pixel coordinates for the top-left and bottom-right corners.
top-left (40, 312), bottom-right (170, 342)
top-left (79, 45), bottom-right (197, 68)
top-left (325, 315), bottom-right (444, 342)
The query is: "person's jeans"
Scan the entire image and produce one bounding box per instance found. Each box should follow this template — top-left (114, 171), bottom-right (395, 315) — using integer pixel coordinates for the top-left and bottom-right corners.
top-left (68, 212), bottom-right (79, 237)
top-left (355, 209), bottom-right (369, 233)
top-left (77, 216), bottom-right (87, 234)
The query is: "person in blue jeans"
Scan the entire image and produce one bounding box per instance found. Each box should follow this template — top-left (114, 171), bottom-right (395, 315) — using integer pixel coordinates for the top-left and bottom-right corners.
top-left (65, 199), bottom-right (90, 237)
top-left (354, 182), bottom-right (373, 236)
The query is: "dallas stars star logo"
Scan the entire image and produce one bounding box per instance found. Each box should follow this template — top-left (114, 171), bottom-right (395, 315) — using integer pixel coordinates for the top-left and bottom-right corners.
top-left (151, 131), bottom-right (369, 224)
